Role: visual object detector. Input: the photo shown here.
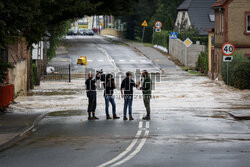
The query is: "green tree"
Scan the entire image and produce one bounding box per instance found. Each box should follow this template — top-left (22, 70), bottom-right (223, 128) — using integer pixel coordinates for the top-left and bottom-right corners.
top-left (122, 0), bottom-right (184, 42)
top-left (0, 0), bottom-right (137, 48)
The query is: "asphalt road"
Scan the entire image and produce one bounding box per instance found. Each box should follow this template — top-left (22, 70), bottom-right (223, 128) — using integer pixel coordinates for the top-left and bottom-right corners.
top-left (1, 36), bottom-right (250, 167)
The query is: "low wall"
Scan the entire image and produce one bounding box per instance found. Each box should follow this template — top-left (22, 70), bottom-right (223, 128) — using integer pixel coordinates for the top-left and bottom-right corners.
top-left (8, 60), bottom-right (27, 95)
top-left (169, 38), bottom-right (205, 68)
top-left (100, 28), bottom-right (124, 38)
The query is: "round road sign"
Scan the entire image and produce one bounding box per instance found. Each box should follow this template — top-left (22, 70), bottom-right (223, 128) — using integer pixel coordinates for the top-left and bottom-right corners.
top-left (222, 43), bottom-right (235, 56)
top-left (155, 21), bottom-right (162, 29)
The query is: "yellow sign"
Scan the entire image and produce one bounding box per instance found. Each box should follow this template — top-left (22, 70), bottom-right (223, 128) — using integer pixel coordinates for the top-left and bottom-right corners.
top-left (100, 23), bottom-right (103, 26)
top-left (141, 20), bottom-right (148, 27)
top-left (78, 25), bottom-right (88, 29)
top-left (184, 38), bottom-right (193, 47)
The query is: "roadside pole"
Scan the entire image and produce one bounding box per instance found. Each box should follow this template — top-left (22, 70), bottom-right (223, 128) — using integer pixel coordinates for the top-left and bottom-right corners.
top-left (68, 64), bottom-right (71, 82)
top-left (152, 27), bottom-right (154, 44)
top-left (227, 62), bottom-right (229, 85)
top-left (141, 26), bottom-right (145, 43)
top-left (222, 43), bottom-right (235, 85)
top-left (141, 20), bottom-right (148, 43)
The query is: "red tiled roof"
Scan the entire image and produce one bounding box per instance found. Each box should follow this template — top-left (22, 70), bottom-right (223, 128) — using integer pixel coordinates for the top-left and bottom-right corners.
top-left (212, 0), bottom-right (230, 7)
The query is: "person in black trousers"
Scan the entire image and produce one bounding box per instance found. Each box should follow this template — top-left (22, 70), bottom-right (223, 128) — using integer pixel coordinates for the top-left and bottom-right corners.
top-left (85, 72), bottom-right (100, 120)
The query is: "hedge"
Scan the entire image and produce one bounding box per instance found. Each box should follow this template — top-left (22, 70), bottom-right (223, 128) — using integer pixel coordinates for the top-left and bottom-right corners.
top-left (196, 51), bottom-right (208, 74)
top-left (222, 53), bottom-right (250, 89)
top-left (152, 31), bottom-right (171, 48)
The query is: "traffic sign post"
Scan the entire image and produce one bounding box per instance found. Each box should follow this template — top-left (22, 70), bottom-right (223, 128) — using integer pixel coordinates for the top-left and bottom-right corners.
top-left (222, 43), bottom-right (235, 56)
top-left (170, 32), bottom-right (178, 39)
top-left (155, 21), bottom-right (162, 29)
top-left (155, 28), bottom-right (161, 32)
top-left (141, 20), bottom-right (148, 43)
top-left (222, 43), bottom-right (235, 85)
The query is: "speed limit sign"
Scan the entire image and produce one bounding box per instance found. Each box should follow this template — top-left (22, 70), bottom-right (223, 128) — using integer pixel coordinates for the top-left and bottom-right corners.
top-left (155, 21), bottom-right (162, 29)
top-left (222, 43), bottom-right (235, 56)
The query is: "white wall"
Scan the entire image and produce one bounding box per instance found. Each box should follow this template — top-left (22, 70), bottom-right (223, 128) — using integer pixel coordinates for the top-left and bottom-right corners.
top-left (8, 60), bottom-right (27, 95)
top-left (169, 38), bottom-right (205, 68)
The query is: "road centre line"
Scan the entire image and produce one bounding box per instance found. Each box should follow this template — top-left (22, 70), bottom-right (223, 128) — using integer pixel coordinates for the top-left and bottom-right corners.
top-left (96, 46), bottom-right (120, 72)
top-left (111, 130), bottom-right (150, 167)
top-left (146, 122), bottom-right (150, 129)
top-left (138, 122), bottom-right (143, 128)
top-left (97, 130), bottom-right (142, 167)
top-left (97, 119), bottom-right (150, 167)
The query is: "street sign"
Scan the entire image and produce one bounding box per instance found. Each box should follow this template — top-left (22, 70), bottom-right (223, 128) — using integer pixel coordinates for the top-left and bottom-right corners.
top-left (141, 20), bottom-right (148, 27)
top-left (155, 21), bottom-right (162, 29)
top-left (222, 43), bottom-right (235, 56)
top-left (223, 56), bottom-right (233, 62)
top-left (170, 32), bottom-right (178, 39)
top-left (155, 28), bottom-right (161, 32)
top-left (184, 38), bottom-right (193, 47)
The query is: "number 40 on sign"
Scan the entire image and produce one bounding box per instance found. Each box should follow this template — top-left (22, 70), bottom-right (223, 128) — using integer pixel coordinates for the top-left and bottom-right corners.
top-left (222, 43), bottom-right (235, 56)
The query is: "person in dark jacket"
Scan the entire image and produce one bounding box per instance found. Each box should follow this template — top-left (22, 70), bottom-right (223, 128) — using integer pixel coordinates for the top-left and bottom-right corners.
top-left (121, 72), bottom-right (139, 120)
top-left (85, 73), bottom-right (100, 120)
top-left (140, 70), bottom-right (152, 120)
top-left (103, 74), bottom-right (120, 120)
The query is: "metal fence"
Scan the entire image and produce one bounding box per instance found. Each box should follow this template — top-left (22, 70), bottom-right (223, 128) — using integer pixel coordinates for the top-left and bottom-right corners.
top-left (41, 64), bottom-right (71, 82)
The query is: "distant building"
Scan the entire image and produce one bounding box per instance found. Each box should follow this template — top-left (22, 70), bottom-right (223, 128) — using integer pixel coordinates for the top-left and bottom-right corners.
top-left (175, 0), bottom-right (217, 36)
top-left (210, 0), bottom-right (250, 79)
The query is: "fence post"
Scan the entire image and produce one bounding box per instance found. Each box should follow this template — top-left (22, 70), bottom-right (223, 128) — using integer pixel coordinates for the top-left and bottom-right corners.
top-left (69, 64), bottom-right (71, 82)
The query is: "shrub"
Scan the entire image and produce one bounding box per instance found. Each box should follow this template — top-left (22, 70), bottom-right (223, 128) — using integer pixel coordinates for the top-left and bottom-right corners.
top-left (196, 51), bottom-right (208, 74)
top-left (152, 30), bottom-right (171, 48)
top-left (232, 62), bottom-right (250, 89)
top-left (222, 53), bottom-right (250, 89)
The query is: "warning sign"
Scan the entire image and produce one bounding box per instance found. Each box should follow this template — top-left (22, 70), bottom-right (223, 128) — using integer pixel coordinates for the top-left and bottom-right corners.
top-left (141, 20), bottom-right (148, 27)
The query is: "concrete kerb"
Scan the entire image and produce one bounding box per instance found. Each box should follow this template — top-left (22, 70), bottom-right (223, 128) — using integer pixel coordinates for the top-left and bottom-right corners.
top-left (0, 112), bottom-right (49, 152)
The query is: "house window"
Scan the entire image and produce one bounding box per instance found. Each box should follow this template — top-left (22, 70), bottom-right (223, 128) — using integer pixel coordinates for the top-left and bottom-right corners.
top-left (209, 14), bottom-right (215, 22)
top-left (245, 12), bottom-right (250, 34)
top-left (247, 14), bottom-right (250, 32)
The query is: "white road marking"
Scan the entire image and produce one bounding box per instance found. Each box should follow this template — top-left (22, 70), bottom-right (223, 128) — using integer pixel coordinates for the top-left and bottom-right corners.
top-left (129, 60), bottom-right (135, 62)
top-left (119, 59), bottom-right (125, 62)
top-left (97, 114), bottom-right (149, 167)
top-left (96, 46), bottom-right (120, 72)
top-left (138, 122), bottom-right (143, 128)
top-left (97, 129), bottom-right (142, 167)
top-left (98, 59), bottom-right (104, 62)
top-left (111, 130), bottom-right (150, 167)
top-left (146, 122), bottom-right (150, 129)
top-left (87, 59), bottom-right (93, 62)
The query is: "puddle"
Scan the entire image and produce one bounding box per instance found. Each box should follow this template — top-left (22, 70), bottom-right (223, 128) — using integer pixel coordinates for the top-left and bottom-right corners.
top-left (48, 110), bottom-right (87, 117)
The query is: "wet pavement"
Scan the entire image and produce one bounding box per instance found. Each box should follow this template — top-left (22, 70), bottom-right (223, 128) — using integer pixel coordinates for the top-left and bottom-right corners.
top-left (1, 36), bottom-right (250, 167)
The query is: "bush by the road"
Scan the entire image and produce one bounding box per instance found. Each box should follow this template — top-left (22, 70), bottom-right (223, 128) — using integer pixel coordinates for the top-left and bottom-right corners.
top-left (222, 53), bottom-right (250, 89)
top-left (196, 51), bottom-right (208, 74)
top-left (232, 61), bottom-right (250, 89)
top-left (152, 31), bottom-right (171, 48)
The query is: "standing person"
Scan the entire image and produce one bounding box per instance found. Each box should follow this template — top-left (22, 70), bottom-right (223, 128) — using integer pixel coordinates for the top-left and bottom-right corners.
top-left (104, 74), bottom-right (120, 120)
top-left (85, 72), bottom-right (100, 120)
top-left (140, 70), bottom-right (152, 120)
top-left (121, 72), bottom-right (138, 120)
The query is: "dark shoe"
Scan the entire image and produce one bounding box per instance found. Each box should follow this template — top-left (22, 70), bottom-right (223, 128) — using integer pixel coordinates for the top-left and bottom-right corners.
top-left (113, 115), bottom-right (120, 119)
top-left (88, 116), bottom-right (93, 120)
top-left (123, 117), bottom-right (128, 120)
top-left (106, 115), bottom-right (112, 120)
top-left (129, 116), bottom-right (134, 120)
top-left (142, 116), bottom-right (150, 120)
top-left (92, 116), bottom-right (99, 120)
